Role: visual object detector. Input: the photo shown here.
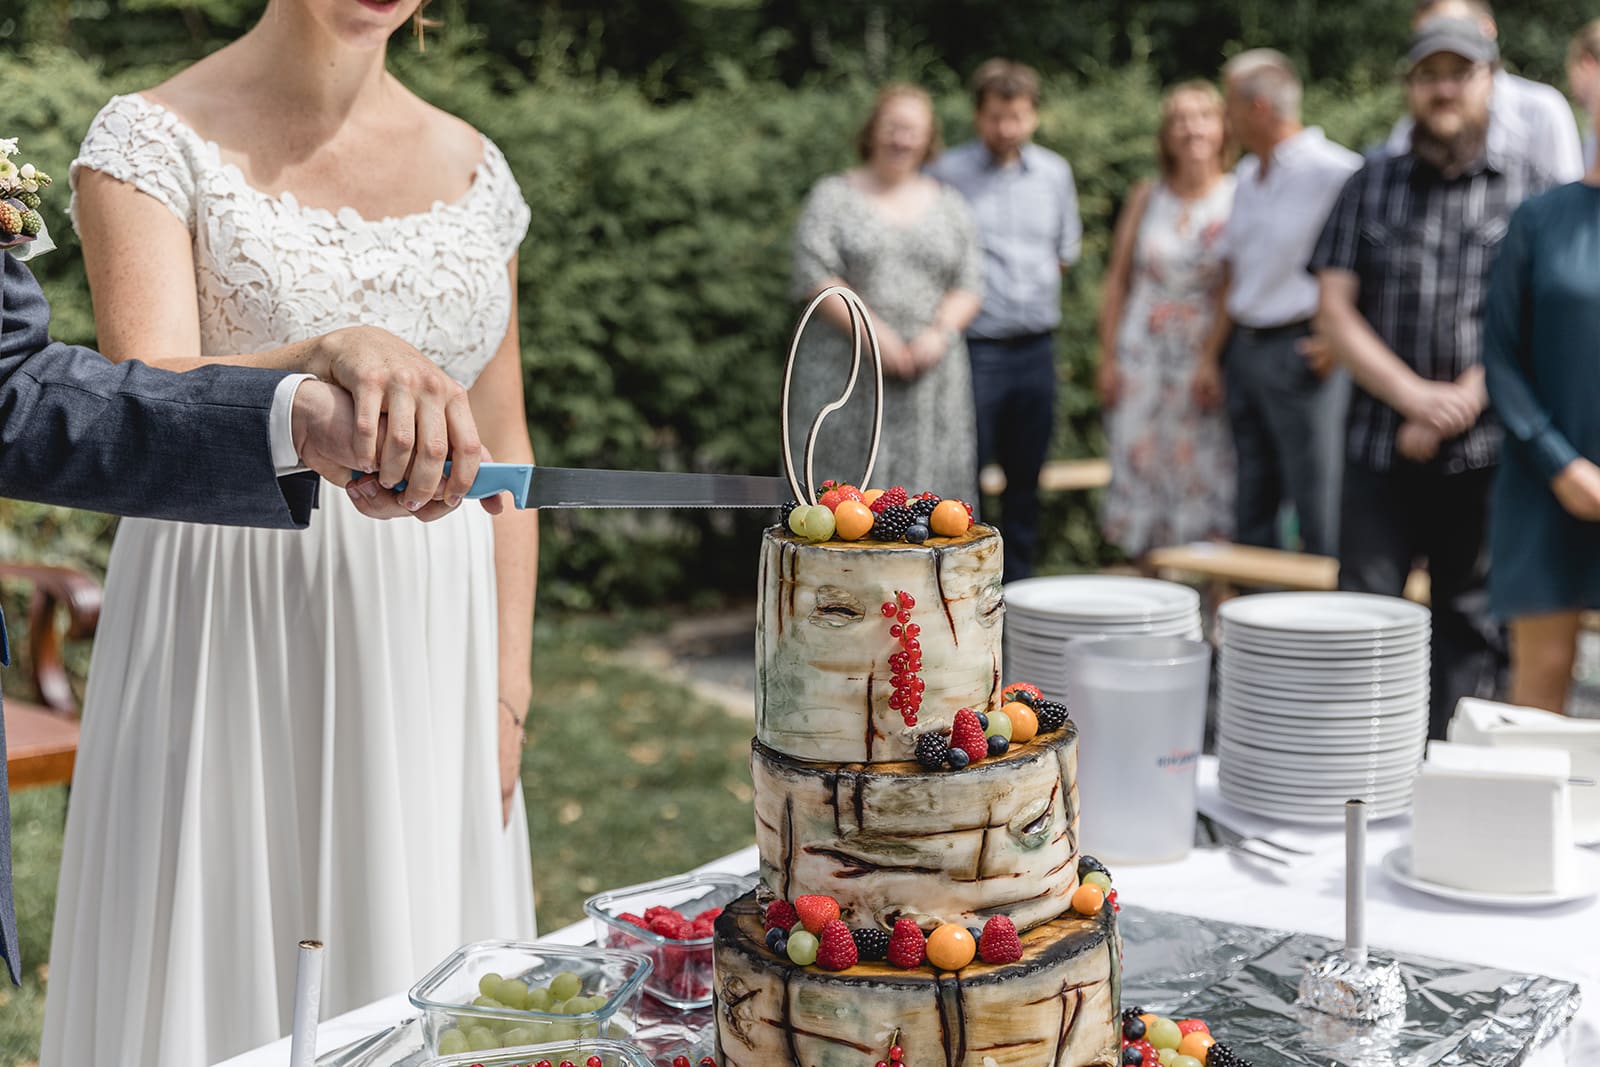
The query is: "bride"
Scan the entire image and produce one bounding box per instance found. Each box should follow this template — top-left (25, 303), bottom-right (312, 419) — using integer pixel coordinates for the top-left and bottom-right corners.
top-left (41, 1), bottom-right (539, 1062)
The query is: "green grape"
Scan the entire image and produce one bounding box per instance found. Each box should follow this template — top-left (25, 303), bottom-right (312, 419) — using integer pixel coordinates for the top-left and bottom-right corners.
top-left (477, 972), bottom-right (504, 998)
top-left (436, 1029), bottom-right (468, 1055)
top-left (799, 505), bottom-right (836, 542)
top-left (465, 1026), bottom-right (498, 1051)
top-left (499, 1026), bottom-right (534, 1047)
top-left (786, 930), bottom-right (819, 966)
top-left (986, 710), bottom-right (1014, 741)
top-left (550, 1021), bottom-right (578, 1040)
top-left (549, 970), bottom-right (582, 1001)
top-left (579, 1020), bottom-right (601, 1038)
top-left (471, 994), bottom-right (501, 1010)
top-left (1158, 1049), bottom-right (1179, 1067)
top-left (1171, 1057), bottom-right (1204, 1067)
top-left (1083, 871), bottom-right (1113, 895)
top-left (788, 506), bottom-right (811, 536)
top-left (495, 978), bottom-right (529, 1010)
top-left (526, 986), bottom-right (554, 1011)
top-left (1148, 1017), bottom-right (1183, 1051)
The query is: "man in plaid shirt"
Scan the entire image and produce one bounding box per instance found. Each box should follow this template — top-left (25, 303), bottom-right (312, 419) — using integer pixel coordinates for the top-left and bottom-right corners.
top-left (1310, 16), bottom-right (1562, 738)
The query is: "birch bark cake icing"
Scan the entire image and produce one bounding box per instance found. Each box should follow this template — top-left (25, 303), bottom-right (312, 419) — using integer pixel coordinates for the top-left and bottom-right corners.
top-left (713, 523), bottom-right (1120, 1066)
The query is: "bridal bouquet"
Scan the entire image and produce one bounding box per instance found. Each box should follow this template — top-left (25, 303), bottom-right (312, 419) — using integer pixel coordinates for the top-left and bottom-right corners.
top-left (0, 137), bottom-right (57, 260)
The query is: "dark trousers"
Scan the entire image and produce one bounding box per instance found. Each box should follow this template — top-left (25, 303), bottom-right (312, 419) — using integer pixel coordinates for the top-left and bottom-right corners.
top-left (1224, 324), bottom-right (1346, 556)
top-left (1338, 461), bottom-right (1506, 740)
top-left (970, 333), bottom-right (1056, 582)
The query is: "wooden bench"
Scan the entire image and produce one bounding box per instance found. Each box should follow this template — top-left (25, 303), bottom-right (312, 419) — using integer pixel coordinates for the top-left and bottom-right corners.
top-left (1144, 542), bottom-right (1431, 602)
top-left (979, 458), bottom-right (1112, 496)
top-left (2, 564), bottom-right (102, 791)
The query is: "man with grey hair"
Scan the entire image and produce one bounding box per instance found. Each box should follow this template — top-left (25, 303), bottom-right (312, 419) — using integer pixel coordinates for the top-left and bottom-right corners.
top-left (1193, 49), bottom-right (1360, 555)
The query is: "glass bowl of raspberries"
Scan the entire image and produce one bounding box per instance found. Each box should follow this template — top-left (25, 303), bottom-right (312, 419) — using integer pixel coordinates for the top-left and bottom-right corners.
top-left (422, 1036), bottom-right (654, 1067)
top-left (584, 871), bottom-right (756, 1010)
top-left (408, 940), bottom-right (652, 1056)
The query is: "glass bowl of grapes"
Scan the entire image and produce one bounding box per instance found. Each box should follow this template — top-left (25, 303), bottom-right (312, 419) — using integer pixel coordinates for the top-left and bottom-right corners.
top-left (422, 1036), bottom-right (653, 1067)
top-left (408, 940), bottom-right (652, 1056)
top-left (584, 870), bottom-right (755, 1010)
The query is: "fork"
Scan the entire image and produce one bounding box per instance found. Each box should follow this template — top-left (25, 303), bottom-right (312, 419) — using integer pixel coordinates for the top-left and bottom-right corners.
top-left (1199, 813), bottom-right (1313, 866)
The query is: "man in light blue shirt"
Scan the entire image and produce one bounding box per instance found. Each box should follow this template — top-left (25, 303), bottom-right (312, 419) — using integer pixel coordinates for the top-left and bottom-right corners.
top-left (929, 59), bottom-right (1081, 580)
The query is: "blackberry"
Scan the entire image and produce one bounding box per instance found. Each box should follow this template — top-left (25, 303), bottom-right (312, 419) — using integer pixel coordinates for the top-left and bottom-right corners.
top-left (1206, 1044), bottom-right (1252, 1067)
top-left (869, 504), bottom-right (915, 541)
top-left (909, 495), bottom-right (941, 520)
top-left (780, 500), bottom-right (804, 529)
top-left (1080, 855), bottom-right (1110, 879)
top-left (851, 927), bottom-right (891, 961)
top-left (1121, 1004), bottom-right (1145, 1021)
top-left (914, 732), bottom-right (950, 770)
top-left (1035, 698), bottom-right (1069, 733)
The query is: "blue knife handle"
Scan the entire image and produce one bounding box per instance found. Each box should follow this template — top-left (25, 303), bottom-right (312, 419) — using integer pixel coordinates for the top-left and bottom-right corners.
top-left (349, 462), bottom-right (532, 505)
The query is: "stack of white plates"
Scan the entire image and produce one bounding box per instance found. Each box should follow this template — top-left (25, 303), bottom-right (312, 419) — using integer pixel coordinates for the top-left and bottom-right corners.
top-left (1003, 576), bottom-right (1203, 698)
top-left (1216, 592), bottom-right (1430, 825)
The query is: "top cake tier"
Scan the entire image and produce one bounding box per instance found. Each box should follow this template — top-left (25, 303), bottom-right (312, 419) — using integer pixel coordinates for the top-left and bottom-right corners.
top-left (756, 525), bottom-right (1004, 764)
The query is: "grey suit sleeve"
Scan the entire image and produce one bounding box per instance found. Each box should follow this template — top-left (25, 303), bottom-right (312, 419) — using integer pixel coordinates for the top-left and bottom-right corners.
top-left (0, 252), bottom-right (317, 527)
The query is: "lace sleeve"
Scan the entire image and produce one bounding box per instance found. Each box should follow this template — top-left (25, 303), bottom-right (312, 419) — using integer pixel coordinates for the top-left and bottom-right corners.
top-left (69, 95), bottom-right (199, 234)
top-left (480, 138), bottom-right (531, 263)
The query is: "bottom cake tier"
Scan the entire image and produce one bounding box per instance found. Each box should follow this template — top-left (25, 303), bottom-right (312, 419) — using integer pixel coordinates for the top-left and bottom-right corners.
top-left (712, 891), bottom-right (1121, 1067)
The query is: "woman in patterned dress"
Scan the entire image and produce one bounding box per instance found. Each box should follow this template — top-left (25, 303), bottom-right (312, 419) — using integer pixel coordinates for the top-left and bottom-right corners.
top-left (1097, 81), bottom-right (1237, 562)
top-left (789, 84), bottom-right (984, 502)
top-left (42, 1), bottom-right (538, 1063)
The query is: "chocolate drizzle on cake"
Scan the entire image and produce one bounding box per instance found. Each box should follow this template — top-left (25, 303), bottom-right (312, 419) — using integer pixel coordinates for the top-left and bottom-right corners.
top-left (781, 795), bottom-right (795, 900)
top-left (864, 671), bottom-right (877, 763)
top-left (932, 545), bottom-right (957, 644)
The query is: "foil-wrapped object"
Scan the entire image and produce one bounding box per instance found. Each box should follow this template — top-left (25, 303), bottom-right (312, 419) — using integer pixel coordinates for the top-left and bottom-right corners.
top-left (1296, 953), bottom-right (1408, 1023)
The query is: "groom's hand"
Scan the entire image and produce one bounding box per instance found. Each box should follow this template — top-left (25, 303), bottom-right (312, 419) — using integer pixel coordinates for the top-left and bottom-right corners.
top-left (305, 326), bottom-right (481, 510)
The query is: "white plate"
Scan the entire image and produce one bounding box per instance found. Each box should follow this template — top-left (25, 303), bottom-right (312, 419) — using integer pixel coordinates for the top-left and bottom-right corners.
top-left (1219, 677), bottom-right (1428, 708)
top-left (1219, 659), bottom-right (1427, 688)
top-left (1004, 576), bottom-right (1200, 620)
top-left (1216, 732), bottom-right (1425, 768)
top-left (1221, 790), bottom-right (1411, 827)
top-left (1221, 647), bottom-right (1429, 674)
top-left (1219, 592), bottom-right (1430, 636)
top-left (1221, 631), bottom-right (1430, 660)
top-left (1220, 699), bottom-right (1427, 730)
top-left (1217, 720), bottom-right (1426, 754)
top-left (1381, 845), bottom-right (1600, 908)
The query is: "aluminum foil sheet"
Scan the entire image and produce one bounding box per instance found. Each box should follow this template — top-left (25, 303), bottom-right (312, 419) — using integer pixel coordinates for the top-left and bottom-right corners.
top-left (321, 905), bottom-right (1579, 1066)
top-left (1118, 906), bottom-right (1581, 1067)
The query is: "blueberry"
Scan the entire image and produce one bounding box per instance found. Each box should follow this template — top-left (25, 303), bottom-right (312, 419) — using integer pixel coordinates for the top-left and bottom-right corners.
top-left (947, 747), bottom-right (971, 769)
top-left (1123, 1015), bottom-right (1146, 1041)
top-left (773, 935), bottom-right (788, 957)
top-left (987, 734), bottom-right (1009, 757)
top-left (976, 712), bottom-right (989, 730)
top-left (1010, 689), bottom-right (1039, 708)
top-left (766, 927), bottom-right (787, 953)
top-left (967, 926), bottom-right (984, 944)
top-left (1122, 1046), bottom-right (1144, 1066)
top-left (904, 523), bottom-right (930, 544)
top-left (1081, 855), bottom-right (1111, 879)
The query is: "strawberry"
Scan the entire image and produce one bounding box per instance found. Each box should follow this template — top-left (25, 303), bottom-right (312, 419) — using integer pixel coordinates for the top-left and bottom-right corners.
top-left (950, 707), bottom-right (989, 765)
top-left (618, 912), bottom-right (650, 930)
top-left (819, 488), bottom-right (844, 511)
top-left (886, 918), bottom-right (926, 969)
top-left (695, 907), bottom-right (724, 924)
top-left (1177, 1019), bottom-right (1210, 1036)
top-left (794, 894), bottom-right (841, 935)
top-left (764, 900), bottom-right (799, 931)
top-left (869, 485), bottom-right (909, 514)
top-left (816, 919), bottom-right (858, 971)
top-left (836, 484), bottom-right (865, 504)
top-left (1000, 682), bottom-right (1043, 705)
top-left (978, 915), bottom-right (1022, 964)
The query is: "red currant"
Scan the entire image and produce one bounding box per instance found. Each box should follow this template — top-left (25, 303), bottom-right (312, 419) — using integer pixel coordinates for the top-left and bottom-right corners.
top-left (890, 1047), bottom-right (904, 1060)
top-left (897, 610), bottom-right (911, 624)
top-left (877, 1062), bottom-right (890, 1067)
top-left (888, 692), bottom-right (903, 710)
top-left (881, 602), bottom-right (897, 618)
top-left (673, 1058), bottom-right (691, 1067)
top-left (587, 1059), bottom-right (604, 1067)
top-left (889, 624), bottom-right (902, 638)
top-left (535, 1061), bottom-right (552, 1067)
top-left (904, 639), bottom-right (920, 654)
top-left (560, 1061), bottom-right (576, 1067)
top-left (897, 592), bottom-right (915, 609)
top-left (904, 623), bottom-right (920, 638)
top-left (700, 1060), bottom-right (717, 1067)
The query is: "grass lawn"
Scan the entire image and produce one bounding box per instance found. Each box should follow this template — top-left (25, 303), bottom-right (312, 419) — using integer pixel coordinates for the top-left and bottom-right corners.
top-left (0, 612), bottom-right (755, 1065)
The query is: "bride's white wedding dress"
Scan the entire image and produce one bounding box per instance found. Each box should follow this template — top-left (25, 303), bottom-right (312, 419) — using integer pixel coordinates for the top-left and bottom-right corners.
top-left (41, 93), bottom-right (536, 1067)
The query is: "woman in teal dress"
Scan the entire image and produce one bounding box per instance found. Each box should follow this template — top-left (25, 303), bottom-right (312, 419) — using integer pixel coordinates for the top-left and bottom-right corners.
top-left (1482, 163), bottom-right (1600, 714)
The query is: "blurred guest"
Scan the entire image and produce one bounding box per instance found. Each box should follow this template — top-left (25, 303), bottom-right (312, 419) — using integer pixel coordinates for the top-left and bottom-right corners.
top-left (929, 60), bottom-right (1081, 580)
top-left (1389, 0), bottom-right (1585, 182)
top-left (1567, 20), bottom-right (1600, 169)
top-left (1096, 82), bottom-right (1236, 561)
top-left (1205, 50), bottom-right (1360, 556)
top-left (1312, 17), bottom-right (1562, 738)
top-left (1482, 109), bottom-right (1600, 715)
top-left (790, 84), bottom-right (982, 501)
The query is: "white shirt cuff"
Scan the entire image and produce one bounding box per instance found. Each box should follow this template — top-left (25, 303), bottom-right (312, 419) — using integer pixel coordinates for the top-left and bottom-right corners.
top-left (269, 373), bottom-right (317, 475)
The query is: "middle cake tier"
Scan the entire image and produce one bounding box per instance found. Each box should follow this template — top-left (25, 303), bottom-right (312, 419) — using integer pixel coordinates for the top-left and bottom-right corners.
top-left (752, 725), bottom-right (1081, 933)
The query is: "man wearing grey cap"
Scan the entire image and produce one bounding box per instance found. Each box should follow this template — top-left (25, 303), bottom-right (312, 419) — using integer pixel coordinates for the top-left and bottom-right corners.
top-left (1310, 16), bottom-right (1562, 739)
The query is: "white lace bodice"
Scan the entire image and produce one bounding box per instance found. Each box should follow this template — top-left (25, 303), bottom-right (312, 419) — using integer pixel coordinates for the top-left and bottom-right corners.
top-left (70, 93), bottom-right (531, 387)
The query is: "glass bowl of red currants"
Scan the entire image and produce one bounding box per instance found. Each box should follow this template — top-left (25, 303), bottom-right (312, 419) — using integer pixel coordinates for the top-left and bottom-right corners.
top-left (584, 871), bottom-right (755, 1010)
top-left (408, 940), bottom-right (652, 1056)
top-left (422, 1036), bottom-right (654, 1067)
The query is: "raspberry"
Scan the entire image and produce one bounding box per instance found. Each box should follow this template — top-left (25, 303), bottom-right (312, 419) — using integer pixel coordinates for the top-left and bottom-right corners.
top-left (978, 915), bottom-right (1021, 964)
top-left (869, 504), bottom-right (915, 541)
top-left (617, 912), bottom-right (649, 929)
top-left (695, 906), bottom-right (724, 924)
top-left (764, 900), bottom-right (799, 932)
top-left (950, 707), bottom-right (989, 765)
top-left (1206, 1043), bottom-right (1253, 1067)
top-left (914, 732), bottom-right (950, 770)
top-left (886, 918), bottom-right (926, 968)
top-left (794, 894), bottom-right (841, 935)
top-left (909, 495), bottom-right (941, 520)
top-left (816, 919), bottom-right (858, 970)
top-left (1035, 698), bottom-right (1069, 733)
top-left (851, 927), bottom-right (891, 961)
top-left (869, 485), bottom-right (908, 514)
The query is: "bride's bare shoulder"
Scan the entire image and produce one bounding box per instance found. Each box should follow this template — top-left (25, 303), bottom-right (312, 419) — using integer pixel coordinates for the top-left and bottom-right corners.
top-left (407, 94), bottom-right (490, 167)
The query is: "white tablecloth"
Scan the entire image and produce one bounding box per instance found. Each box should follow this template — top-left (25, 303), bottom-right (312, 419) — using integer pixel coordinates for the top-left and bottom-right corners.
top-left (220, 758), bottom-right (1598, 1066)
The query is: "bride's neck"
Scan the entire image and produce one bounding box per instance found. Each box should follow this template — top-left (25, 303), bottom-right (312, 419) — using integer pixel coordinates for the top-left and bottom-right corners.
top-left (234, 4), bottom-right (394, 124)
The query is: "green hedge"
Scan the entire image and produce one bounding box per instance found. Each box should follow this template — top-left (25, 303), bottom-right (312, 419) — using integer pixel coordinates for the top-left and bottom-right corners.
top-left (1, 41), bottom-right (1401, 604)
